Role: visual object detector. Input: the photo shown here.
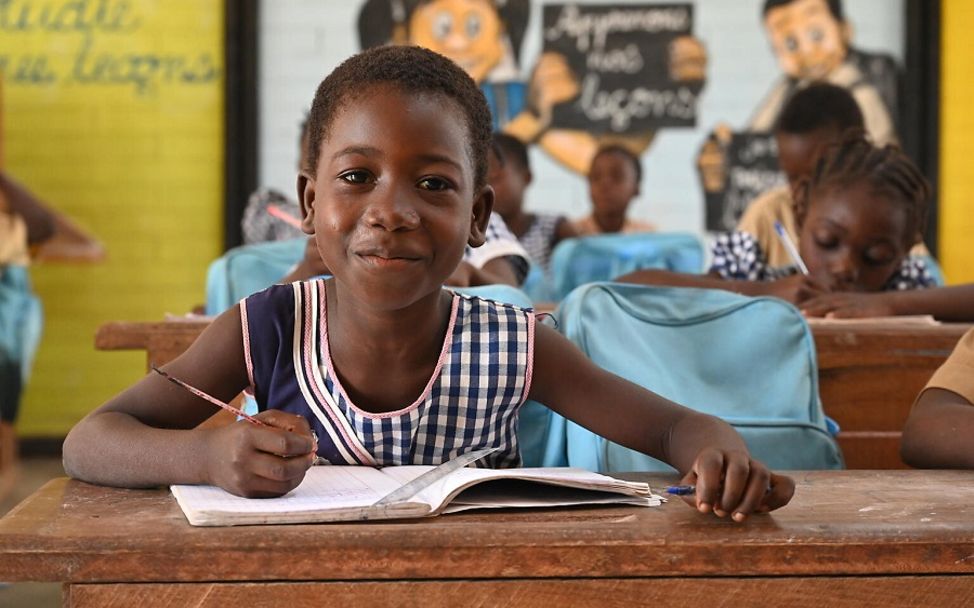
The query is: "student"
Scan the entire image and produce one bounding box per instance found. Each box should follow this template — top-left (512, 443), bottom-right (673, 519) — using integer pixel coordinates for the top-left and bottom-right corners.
top-left (621, 133), bottom-right (974, 320)
top-left (573, 145), bottom-right (656, 236)
top-left (488, 133), bottom-right (576, 272)
top-left (64, 45), bottom-right (793, 521)
top-left (901, 323), bottom-right (974, 469)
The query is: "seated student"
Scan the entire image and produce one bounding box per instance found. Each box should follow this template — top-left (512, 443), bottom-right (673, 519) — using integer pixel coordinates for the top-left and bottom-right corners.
top-left (901, 323), bottom-right (974, 469)
top-left (488, 132), bottom-right (577, 272)
top-left (573, 144), bottom-right (656, 236)
top-left (64, 45), bottom-right (793, 521)
top-left (240, 116), bottom-right (308, 244)
top-left (620, 133), bottom-right (974, 321)
top-left (736, 82), bottom-right (929, 267)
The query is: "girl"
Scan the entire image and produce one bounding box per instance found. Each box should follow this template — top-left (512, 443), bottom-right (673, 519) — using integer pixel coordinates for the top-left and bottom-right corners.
top-left (63, 45), bottom-right (793, 522)
top-left (622, 133), bottom-right (974, 321)
top-left (573, 145), bottom-right (657, 236)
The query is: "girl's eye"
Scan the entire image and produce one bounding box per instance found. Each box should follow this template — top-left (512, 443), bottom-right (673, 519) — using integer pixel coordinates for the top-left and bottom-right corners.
top-left (813, 234), bottom-right (838, 249)
top-left (864, 248), bottom-right (896, 266)
top-left (417, 177), bottom-right (451, 191)
top-left (339, 170), bottom-right (371, 184)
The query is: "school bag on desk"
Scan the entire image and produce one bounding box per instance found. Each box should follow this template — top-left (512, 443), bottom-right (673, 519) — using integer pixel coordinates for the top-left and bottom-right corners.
top-left (549, 233), bottom-right (704, 301)
top-left (552, 282), bottom-right (843, 472)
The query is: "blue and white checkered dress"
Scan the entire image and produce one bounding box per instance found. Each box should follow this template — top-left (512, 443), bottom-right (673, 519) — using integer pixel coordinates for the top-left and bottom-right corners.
top-left (240, 280), bottom-right (534, 468)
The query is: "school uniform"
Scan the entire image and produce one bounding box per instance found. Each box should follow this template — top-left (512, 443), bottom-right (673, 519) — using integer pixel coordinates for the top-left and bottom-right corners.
top-left (465, 213), bottom-right (531, 284)
top-left (924, 328), bottom-right (974, 404)
top-left (241, 280), bottom-right (534, 468)
top-left (519, 213), bottom-right (568, 272)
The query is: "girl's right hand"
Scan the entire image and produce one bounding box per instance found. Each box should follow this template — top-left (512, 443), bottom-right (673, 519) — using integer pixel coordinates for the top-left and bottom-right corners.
top-left (203, 410), bottom-right (317, 498)
top-left (756, 274), bottom-right (830, 304)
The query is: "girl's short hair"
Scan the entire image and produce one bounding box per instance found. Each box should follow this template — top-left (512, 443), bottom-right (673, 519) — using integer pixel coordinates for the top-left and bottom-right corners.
top-left (801, 131), bottom-right (930, 243)
top-left (306, 45), bottom-right (493, 190)
top-left (591, 144), bottom-right (642, 184)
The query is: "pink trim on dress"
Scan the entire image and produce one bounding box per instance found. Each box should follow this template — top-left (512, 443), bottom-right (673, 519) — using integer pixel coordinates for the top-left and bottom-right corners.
top-left (521, 312), bottom-right (536, 404)
top-left (321, 290), bottom-right (460, 420)
top-left (239, 302), bottom-right (256, 390)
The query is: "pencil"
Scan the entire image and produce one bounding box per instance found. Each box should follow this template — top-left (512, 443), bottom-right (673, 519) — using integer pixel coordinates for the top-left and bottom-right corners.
top-left (150, 366), bottom-right (267, 426)
top-left (773, 221), bottom-right (809, 275)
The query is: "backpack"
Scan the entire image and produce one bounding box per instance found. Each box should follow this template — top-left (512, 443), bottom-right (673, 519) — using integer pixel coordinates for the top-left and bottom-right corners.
top-left (549, 233), bottom-right (703, 301)
top-left (205, 238), bottom-right (307, 315)
top-left (553, 282), bottom-right (843, 472)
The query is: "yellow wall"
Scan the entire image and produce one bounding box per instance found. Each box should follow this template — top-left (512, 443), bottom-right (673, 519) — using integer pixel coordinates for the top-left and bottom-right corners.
top-left (940, 0), bottom-right (974, 283)
top-left (1, 0), bottom-right (224, 435)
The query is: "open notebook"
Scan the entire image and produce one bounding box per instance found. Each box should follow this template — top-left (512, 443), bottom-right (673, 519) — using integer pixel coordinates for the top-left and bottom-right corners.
top-left (171, 465), bottom-right (663, 526)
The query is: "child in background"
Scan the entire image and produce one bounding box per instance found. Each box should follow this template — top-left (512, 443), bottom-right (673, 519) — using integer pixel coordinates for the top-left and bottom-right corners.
top-left (240, 116), bottom-right (308, 244)
top-left (573, 145), bottom-right (656, 236)
top-left (620, 133), bottom-right (974, 320)
top-left (901, 324), bottom-right (974, 469)
top-left (488, 133), bottom-right (576, 272)
top-left (64, 45), bottom-right (793, 521)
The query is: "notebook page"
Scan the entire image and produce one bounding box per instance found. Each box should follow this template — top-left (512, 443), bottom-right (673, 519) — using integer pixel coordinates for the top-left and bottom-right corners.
top-left (171, 466), bottom-right (403, 515)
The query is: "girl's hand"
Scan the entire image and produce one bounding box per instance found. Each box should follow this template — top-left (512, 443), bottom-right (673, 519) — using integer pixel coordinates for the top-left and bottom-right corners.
top-left (801, 292), bottom-right (896, 318)
top-left (203, 410), bottom-right (317, 498)
top-left (677, 447), bottom-right (795, 522)
top-left (753, 274), bottom-right (830, 304)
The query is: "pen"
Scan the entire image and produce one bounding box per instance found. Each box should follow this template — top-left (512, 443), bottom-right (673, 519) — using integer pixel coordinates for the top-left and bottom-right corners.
top-left (665, 484), bottom-right (772, 496)
top-left (773, 220), bottom-right (809, 275)
top-left (266, 204), bottom-right (304, 229)
top-left (151, 365), bottom-right (267, 426)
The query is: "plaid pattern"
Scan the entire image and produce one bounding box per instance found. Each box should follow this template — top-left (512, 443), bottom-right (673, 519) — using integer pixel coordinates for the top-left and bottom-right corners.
top-left (710, 230), bottom-right (936, 291)
top-left (464, 213), bottom-right (530, 283)
top-left (520, 213), bottom-right (564, 272)
top-left (243, 280), bottom-right (534, 469)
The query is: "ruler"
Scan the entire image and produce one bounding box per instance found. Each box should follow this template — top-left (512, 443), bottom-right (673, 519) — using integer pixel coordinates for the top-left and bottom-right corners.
top-left (371, 447), bottom-right (499, 506)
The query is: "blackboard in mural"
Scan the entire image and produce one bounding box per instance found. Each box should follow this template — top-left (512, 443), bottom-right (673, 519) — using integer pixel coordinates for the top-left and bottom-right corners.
top-left (542, 3), bottom-right (698, 135)
top-left (703, 132), bottom-right (786, 232)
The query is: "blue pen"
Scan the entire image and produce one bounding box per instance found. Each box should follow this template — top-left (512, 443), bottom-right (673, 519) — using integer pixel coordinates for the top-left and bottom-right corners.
top-left (773, 221), bottom-right (810, 275)
top-left (666, 485), bottom-right (697, 496)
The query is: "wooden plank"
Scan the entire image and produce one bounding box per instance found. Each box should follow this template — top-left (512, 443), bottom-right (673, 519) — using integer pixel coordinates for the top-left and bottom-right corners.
top-left (64, 577), bottom-right (974, 608)
top-left (2, 471), bottom-right (974, 584)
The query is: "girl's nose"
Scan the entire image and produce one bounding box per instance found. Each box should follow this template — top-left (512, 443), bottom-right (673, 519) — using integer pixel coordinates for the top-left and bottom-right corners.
top-left (363, 185), bottom-right (421, 231)
top-left (829, 252), bottom-right (860, 288)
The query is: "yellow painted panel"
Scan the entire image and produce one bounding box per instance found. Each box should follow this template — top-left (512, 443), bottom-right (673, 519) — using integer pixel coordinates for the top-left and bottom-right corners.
top-left (940, 0), bottom-right (974, 283)
top-left (1, 0), bottom-right (225, 436)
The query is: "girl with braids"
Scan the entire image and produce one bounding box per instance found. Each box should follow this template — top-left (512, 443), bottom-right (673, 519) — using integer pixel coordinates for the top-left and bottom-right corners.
top-left (620, 132), bottom-right (974, 321)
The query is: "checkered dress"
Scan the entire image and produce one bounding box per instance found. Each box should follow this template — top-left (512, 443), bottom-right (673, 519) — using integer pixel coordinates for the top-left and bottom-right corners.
top-left (240, 280), bottom-right (534, 468)
top-left (710, 230), bottom-right (936, 290)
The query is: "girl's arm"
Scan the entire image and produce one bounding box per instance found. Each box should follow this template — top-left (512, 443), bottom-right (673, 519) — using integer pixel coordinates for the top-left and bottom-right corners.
top-left (901, 388), bottom-right (974, 469)
top-left (528, 324), bottom-right (794, 521)
top-left (801, 284), bottom-right (974, 321)
top-left (63, 306), bottom-right (316, 496)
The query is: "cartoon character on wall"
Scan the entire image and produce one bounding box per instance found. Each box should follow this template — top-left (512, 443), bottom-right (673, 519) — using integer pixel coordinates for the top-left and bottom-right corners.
top-left (357, 0), bottom-right (531, 131)
top-left (698, 0), bottom-right (900, 203)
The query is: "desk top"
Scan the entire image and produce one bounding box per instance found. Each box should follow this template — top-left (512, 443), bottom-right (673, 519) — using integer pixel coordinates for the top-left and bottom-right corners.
top-left (1, 471), bottom-right (973, 583)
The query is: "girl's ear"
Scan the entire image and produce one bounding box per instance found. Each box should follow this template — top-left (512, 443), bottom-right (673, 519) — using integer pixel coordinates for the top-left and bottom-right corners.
top-left (792, 178), bottom-right (811, 227)
top-left (468, 184), bottom-right (495, 248)
top-left (297, 171), bottom-right (317, 234)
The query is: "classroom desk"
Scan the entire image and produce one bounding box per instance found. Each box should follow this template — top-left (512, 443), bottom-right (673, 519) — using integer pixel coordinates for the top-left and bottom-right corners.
top-left (0, 471), bottom-right (973, 607)
top-left (95, 319), bottom-right (972, 469)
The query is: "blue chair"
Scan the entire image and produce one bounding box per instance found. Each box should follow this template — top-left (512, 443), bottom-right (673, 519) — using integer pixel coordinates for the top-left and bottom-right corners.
top-left (551, 282), bottom-right (843, 472)
top-left (549, 233), bottom-right (704, 301)
top-left (205, 238), bottom-right (307, 315)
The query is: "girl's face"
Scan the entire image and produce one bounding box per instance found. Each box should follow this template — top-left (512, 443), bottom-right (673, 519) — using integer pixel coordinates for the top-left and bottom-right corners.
top-left (409, 0), bottom-right (504, 84)
top-left (798, 182), bottom-right (911, 292)
top-left (299, 85), bottom-right (491, 310)
top-left (588, 151), bottom-right (639, 217)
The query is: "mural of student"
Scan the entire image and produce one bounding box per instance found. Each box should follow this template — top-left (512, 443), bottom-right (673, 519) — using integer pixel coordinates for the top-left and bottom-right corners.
top-left (697, 0), bottom-right (900, 228)
top-left (357, 0), bottom-right (531, 131)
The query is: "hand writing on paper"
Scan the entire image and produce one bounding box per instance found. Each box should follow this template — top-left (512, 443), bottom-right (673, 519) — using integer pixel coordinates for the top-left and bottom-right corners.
top-left (676, 447), bottom-right (795, 522)
top-left (801, 292), bottom-right (896, 319)
top-left (204, 410), bottom-right (317, 498)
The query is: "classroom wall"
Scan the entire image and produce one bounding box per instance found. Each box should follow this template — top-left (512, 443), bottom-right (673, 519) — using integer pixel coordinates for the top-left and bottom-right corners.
top-left (939, 0), bottom-right (974, 284)
top-left (1, 0), bottom-right (225, 436)
top-left (258, 0), bottom-right (905, 234)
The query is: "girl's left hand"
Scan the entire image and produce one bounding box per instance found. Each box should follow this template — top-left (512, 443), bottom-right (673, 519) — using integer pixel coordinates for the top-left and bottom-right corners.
top-left (801, 292), bottom-right (895, 318)
top-left (677, 448), bottom-right (795, 522)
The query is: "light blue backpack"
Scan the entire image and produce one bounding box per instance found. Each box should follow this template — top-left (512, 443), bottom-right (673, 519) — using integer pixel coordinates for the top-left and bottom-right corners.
top-left (549, 233), bottom-right (704, 301)
top-left (552, 282), bottom-right (843, 472)
top-left (205, 238), bottom-right (307, 315)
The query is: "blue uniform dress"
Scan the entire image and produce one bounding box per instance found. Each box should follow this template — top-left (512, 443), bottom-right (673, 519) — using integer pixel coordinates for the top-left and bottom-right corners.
top-left (240, 280), bottom-right (535, 468)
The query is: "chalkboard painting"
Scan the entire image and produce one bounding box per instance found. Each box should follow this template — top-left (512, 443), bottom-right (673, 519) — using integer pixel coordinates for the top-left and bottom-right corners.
top-left (542, 3), bottom-right (698, 135)
top-left (702, 131), bottom-right (786, 232)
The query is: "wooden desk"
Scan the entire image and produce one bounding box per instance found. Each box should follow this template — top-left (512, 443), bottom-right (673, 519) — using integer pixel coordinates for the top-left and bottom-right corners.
top-left (1, 471), bottom-right (973, 607)
top-left (95, 319), bottom-right (972, 469)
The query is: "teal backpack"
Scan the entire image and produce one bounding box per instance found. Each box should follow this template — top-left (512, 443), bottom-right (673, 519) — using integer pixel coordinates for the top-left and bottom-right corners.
top-left (551, 282), bottom-right (843, 472)
top-left (549, 233), bottom-right (704, 301)
top-left (205, 238), bottom-right (307, 315)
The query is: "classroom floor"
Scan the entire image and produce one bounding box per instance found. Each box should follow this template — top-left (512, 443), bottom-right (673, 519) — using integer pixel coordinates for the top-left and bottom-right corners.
top-left (0, 456), bottom-right (66, 608)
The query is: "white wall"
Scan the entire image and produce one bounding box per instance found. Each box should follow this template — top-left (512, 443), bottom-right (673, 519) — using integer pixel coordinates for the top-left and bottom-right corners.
top-left (258, 0), bottom-right (904, 234)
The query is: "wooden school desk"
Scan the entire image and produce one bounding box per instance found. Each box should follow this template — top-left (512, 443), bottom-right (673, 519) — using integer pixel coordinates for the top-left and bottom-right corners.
top-left (0, 470), bottom-right (973, 607)
top-left (95, 318), bottom-right (972, 469)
